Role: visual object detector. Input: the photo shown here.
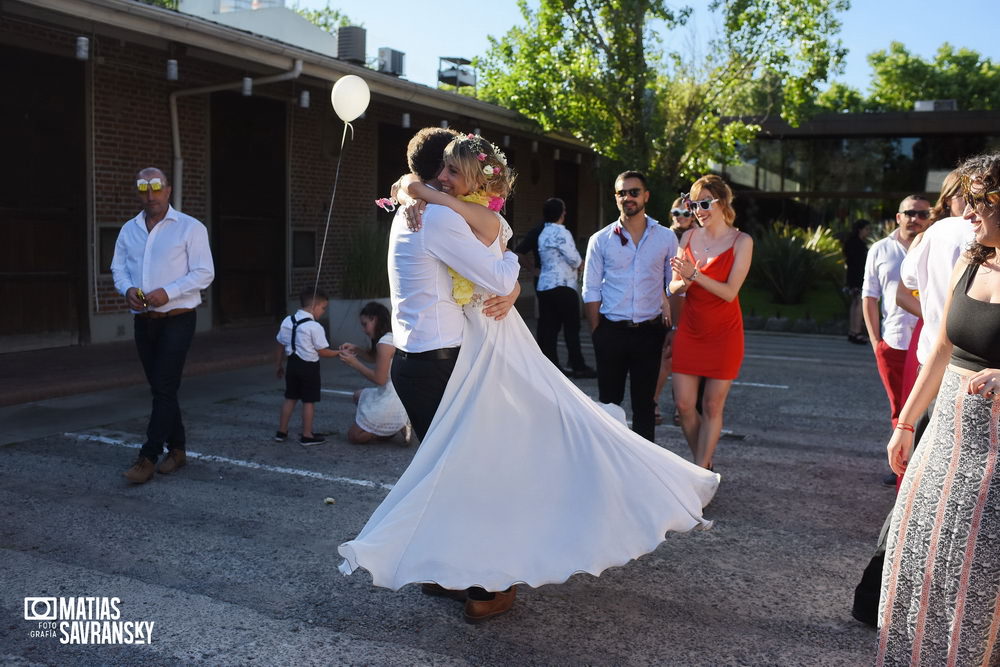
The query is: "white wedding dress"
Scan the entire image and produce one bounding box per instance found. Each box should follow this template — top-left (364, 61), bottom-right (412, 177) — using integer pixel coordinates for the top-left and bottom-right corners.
top-left (338, 218), bottom-right (719, 592)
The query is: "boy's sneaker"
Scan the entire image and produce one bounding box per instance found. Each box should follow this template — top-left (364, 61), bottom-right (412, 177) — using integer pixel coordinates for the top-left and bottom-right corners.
top-left (299, 434), bottom-right (326, 446)
top-left (274, 431), bottom-right (287, 442)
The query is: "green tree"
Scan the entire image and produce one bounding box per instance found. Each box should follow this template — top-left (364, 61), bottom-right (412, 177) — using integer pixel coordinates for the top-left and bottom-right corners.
top-left (865, 42), bottom-right (1000, 111)
top-left (292, 3), bottom-right (357, 32)
top-left (477, 0), bottom-right (848, 190)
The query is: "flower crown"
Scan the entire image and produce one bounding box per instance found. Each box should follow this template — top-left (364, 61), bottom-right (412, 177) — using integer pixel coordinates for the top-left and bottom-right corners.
top-left (459, 134), bottom-right (508, 176)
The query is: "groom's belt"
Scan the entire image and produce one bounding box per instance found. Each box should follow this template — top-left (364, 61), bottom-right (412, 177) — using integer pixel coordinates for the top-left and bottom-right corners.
top-left (600, 315), bottom-right (663, 329)
top-left (395, 346), bottom-right (461, 361)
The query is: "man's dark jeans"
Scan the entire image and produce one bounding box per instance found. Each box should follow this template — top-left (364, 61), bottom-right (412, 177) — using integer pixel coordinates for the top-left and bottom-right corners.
top-left (134, 311), bottom-right (196, 462)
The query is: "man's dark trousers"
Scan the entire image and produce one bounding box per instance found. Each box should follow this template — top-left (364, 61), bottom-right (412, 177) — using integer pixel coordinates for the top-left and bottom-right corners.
top-left (592, 316), bottom-right (666, 442)
top-left (134, 311), bottom-right (196, 462)
top-left (536, 286), bottom-right (586, 372)
top-left (391, 353), bottom-right (460, 442)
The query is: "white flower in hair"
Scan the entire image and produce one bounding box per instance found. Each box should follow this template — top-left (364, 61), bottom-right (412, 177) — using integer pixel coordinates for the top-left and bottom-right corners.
top-left (483, 164), bottom-right (495, 176)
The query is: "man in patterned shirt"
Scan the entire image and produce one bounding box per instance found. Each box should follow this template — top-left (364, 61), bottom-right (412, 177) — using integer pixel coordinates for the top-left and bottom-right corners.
top-left (535, 197), bottom-right (596, 378)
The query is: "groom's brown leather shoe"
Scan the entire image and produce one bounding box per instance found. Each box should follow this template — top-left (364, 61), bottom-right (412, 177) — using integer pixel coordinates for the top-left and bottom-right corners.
top-left (421, 583), bottom-right (467, 602)
top-left (463, 587), bottom-right (516, 624)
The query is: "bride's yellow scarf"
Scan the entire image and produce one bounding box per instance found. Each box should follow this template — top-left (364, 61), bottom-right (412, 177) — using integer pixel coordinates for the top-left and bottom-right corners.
top-left (448, 192), bottom-right (493, 305)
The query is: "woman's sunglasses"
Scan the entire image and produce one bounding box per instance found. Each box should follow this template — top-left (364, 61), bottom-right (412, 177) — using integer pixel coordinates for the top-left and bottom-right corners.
top-left (671, 209), bottom-right (692, 218)
top-left (681, 193), bottom-right (719, 211)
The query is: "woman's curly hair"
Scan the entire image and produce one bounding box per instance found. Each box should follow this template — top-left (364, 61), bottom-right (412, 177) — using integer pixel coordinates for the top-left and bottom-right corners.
top-left (957, 153), bottom-right (1000, 266)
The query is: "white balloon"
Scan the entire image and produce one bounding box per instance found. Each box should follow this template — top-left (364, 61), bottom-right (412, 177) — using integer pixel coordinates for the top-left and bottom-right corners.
top-left (330, 75), bottom-right (370, 122)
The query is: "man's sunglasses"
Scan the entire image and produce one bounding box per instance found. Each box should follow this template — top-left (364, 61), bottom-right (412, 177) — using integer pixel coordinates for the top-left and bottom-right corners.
top-left (671, 209), bottom-right (692, 218)
top-left (136, 178), bottom-right (164, 193)
top-left (899, 209), bottom-right (931, 220)
top-left (615, 188), bottom-right (643, 199)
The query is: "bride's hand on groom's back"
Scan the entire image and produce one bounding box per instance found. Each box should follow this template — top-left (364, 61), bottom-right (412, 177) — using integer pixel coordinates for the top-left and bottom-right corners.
top-left (403, 199), bottom-right (426, 232)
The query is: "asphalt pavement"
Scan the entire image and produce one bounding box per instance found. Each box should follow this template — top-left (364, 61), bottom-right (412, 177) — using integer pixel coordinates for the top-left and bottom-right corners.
top-left (0, 330), bottom-right (896, 666)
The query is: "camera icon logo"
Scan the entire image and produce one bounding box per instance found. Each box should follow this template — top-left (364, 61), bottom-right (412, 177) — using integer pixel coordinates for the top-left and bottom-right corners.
top-left (24, 597), bottom-right (57, 621)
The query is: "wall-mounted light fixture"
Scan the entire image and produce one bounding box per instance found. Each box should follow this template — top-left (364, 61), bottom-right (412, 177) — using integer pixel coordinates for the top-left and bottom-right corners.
top-left (75, 36), bottom-right (89, 61)
top-left (474, 127), bottom-right (481, 136)
top-left (401, 112), bottom-right (411, 128)
top-left (575, 153), bottom-right (582, 165)
top-left (166, 59), bottom-right (179, 81)
top-left (299, 90), bottom-right (310, 109)
top-left (554, 148), bottom-right (561, 160)
top-left (440, 120), bottom-right (449, 128)
top-left (241, 77), bottom-right (252, 96)
top-left (531, 140), bottom-right (538, 153)
top-left (503, 135), bottom-right (510, 147)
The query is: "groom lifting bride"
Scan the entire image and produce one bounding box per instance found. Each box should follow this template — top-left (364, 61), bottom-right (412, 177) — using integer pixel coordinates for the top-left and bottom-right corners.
top-left (339, 128), bottom-right (718, 625)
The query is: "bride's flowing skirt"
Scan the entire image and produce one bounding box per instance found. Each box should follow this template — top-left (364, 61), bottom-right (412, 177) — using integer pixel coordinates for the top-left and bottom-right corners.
top-left (339, 308), bottom-right (719, 592)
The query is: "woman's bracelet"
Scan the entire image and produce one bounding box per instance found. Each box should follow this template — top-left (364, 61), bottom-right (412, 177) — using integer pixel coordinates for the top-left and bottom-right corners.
top-left (687, 268), bottom-right (699, 282)
top-left (895, 422), bottom-right (915, 433)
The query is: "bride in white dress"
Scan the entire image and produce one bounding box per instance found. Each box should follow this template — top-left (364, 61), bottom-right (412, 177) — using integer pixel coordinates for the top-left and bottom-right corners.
top-left (338, 133), bottom-right (719, 596)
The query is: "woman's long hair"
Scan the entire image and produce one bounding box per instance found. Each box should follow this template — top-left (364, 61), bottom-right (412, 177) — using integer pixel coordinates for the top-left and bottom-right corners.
top-left (957, 153), bottom-right (1000, 266)
top-left (360, 301), bottom-right (392, 353)
top-left (930, 169), bottom-right (963, 222)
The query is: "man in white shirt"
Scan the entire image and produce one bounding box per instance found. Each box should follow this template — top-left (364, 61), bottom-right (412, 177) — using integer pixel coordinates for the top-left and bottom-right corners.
top-left (536, 197), bottom-right (595, 378)
top-left (861, 195), bottom-right (930, 431)
top-left (388, 128), bottom-right (521, 442)
top-left (583, 170), bottom-right (676, 442)
top-left (111, 167), bottom-right (215, 484)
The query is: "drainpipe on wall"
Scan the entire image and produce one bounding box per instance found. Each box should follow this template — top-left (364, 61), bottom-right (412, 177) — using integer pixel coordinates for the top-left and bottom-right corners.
top-left (168, 58), bottom-right (303, 210)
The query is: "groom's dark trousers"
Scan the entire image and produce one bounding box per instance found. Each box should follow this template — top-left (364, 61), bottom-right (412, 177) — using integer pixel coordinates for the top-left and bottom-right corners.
top-left (391, 347), bottom-right (461, 442)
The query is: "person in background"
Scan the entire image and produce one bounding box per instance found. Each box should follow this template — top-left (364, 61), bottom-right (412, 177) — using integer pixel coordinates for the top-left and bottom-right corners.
top-left (843, 219), bottom-right (871, 345)
top-left (536, 197), bottom-right (595, 378)
top-left (339, 301), bottom-right (410, 445)
top-left (112, 167), bottom-right (215, 484)
top-left (274, 287), bottom-right (340, 446)
top-left (669, 175), bottom-right (753, 470)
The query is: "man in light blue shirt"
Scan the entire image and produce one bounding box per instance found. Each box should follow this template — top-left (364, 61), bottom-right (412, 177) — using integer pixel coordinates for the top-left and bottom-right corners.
top-left (536, 197), bottom-right (596, 378)
top-left (583, 170), bottom-right (676, 441)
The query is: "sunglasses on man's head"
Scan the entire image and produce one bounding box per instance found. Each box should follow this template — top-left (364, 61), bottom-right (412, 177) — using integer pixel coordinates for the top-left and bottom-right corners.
top-left (671, 209), bottom-right (692, 218)
top-left (615, 187), bottom-right (643, 199)
top-left (900, 209), bottom-right (931, 220)
top-left (136, 178), bottom-right (164, 193)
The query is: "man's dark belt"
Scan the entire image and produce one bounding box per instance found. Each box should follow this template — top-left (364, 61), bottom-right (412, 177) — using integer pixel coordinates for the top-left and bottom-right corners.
top-left (395, 347), bottom-right (461, 361)
top-left (136, 308), bottom-right (194, 319)
top-left (600, 315), bottom-right (662, 329)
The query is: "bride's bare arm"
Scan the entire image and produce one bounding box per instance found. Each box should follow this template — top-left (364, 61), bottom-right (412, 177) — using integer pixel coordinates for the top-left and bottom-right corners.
top-left (402, 180), bottom-right (500, 245)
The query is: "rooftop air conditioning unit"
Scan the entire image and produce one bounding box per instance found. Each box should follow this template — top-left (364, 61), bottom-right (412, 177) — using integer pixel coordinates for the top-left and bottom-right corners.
top-left (378, 48), bottom-right (405, 77)
top-left (337, 26), bottom-right (366, 64)
top-left (914, 99), bottom-right (958, 112)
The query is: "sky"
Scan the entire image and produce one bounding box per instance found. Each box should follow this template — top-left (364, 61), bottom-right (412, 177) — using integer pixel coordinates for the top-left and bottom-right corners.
top-left (297, 0), bottom-right (1000, 95)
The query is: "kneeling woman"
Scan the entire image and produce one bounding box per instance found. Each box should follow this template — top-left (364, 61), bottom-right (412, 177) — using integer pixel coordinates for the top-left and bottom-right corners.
top-left (338, 301), bottom-right (410, 444)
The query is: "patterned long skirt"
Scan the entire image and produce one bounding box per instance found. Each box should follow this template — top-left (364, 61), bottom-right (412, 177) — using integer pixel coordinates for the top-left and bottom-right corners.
top-left (878, 368), bottom-right (1000, 666)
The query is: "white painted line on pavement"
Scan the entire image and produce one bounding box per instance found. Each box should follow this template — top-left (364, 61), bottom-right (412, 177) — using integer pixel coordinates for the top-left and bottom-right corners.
top-left (745, 353), bottom-right (823, 363)
top-left (733, 381), bottom-right (789, 389)
top-left (64, 432), bottom-right (393, 491)
top-left (322, 389), bottom-right (355, 397)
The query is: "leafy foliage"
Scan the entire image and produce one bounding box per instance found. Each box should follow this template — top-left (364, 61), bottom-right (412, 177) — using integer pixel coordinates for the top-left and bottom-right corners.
top-left (340, 223), bottom-right (389, 299)
top-left (291, 3), bottom-right (357, 32)
top-left (813, 43), bottom-right (1000, 113)
top-left (477, 0), bottom-right (848, 191)
top-left (750, 223), bottom-right (844, 304)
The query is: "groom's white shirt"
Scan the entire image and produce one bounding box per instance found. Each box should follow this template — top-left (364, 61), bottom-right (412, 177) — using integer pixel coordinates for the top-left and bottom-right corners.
top-left (389, 203), bottom-right (520, 353)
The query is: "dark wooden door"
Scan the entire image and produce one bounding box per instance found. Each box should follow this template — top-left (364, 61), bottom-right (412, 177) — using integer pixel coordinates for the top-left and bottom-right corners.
top-left (211, 93), bottom-right (286, 325)
top-left (0, 45), bottom-right (87, 350)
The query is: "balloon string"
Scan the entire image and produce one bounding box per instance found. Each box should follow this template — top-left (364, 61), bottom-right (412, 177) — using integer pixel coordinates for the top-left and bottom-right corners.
top-left (312, 121), bottom-right (353, 304)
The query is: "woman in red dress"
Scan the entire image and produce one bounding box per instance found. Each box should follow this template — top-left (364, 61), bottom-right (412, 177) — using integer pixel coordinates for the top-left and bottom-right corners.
top-left (669, 175), bottom-right (754, 470)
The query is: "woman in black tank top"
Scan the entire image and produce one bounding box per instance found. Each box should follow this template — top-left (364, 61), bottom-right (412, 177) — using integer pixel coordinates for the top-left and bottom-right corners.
top-left (877, 153), bottom-right (1000, 665)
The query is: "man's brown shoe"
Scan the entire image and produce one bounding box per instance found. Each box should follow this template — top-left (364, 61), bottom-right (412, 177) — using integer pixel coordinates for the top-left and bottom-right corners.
top-left (158, 449), bottom-right (186, 474)
top-left (421, 583), bottom-right (467, 602)
top-left (463, 587), bottom-right (516, 624)
top-left (123, 456), bottom-right (155, 484)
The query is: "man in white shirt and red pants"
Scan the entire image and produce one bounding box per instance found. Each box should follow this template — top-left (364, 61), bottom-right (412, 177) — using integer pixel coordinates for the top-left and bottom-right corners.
top-left (861, 195), bottom-right (930, 483)
top-left (112, 167), bottom-right (215, 484)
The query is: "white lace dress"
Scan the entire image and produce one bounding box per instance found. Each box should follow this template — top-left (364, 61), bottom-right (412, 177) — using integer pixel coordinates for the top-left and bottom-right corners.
top-left (338, 218), bottom-right (719, 591)
top-left (354, 332), bottom-right (409, 436)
